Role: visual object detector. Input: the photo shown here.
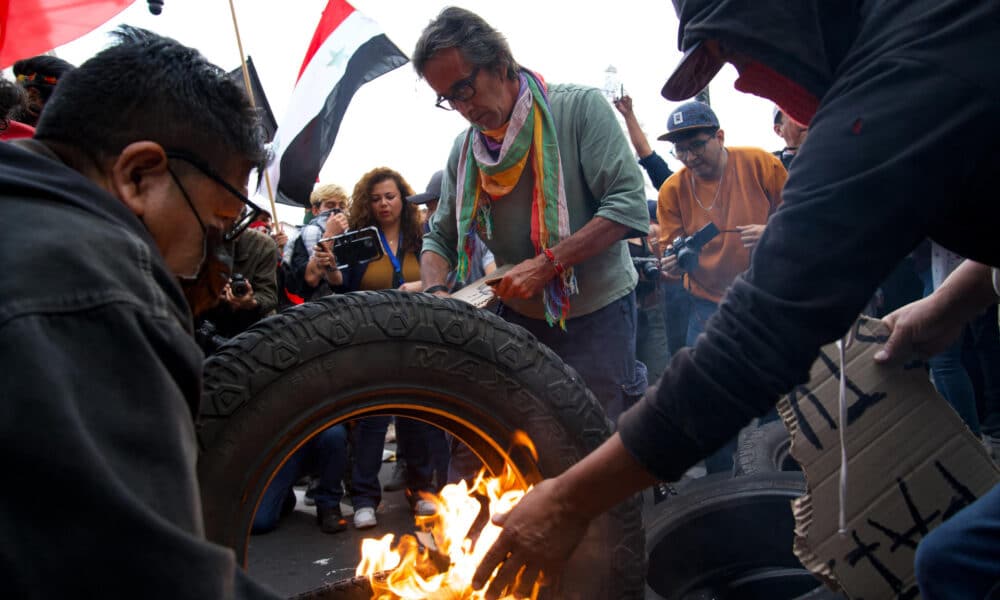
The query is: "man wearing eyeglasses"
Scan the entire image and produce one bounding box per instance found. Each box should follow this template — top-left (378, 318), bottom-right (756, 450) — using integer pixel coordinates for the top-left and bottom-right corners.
top-left (657, 101), bottom-right (785, 473)
top-left (414, 7), bottom-right (651, 423)
top-left (0, 27), bottom-right (281, 599)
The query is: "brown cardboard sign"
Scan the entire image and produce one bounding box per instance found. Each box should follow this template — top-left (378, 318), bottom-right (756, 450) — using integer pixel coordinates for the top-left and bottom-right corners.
top-left (449, 264), bottom-right (513, 309)
top-left (778, 316), bottom-right (1000, 599)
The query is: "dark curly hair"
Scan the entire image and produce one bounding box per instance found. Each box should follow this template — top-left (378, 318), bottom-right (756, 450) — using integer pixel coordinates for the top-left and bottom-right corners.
top-left (348, 167), bottom-right (423, 255)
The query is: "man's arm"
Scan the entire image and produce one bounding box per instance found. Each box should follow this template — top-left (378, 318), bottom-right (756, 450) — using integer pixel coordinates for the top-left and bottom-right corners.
top-left (495, 87), bottom-right (648, 300)
top-left (876, 260), bottom-right (997, 364)
top-left (1, 306), bottom-right (280, 598)
top-left (473, 433), bottom-right (655, 598)
top-left (419, 249), bottom-right (453, 295)
top-left (612, 95), bottom-right (674, 190)
top-left (492, 217), bottom-right (632, 299)
top-left (613, 95), bottom-right (653, 159)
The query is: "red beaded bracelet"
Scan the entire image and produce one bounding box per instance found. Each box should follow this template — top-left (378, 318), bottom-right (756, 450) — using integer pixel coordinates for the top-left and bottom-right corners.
top-left (543, 248), bottom-right (565, 275)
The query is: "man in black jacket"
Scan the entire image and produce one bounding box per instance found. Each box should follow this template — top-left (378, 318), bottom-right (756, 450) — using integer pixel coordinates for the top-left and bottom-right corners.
top-left (473, 2), bottom-right (1000, 599)
top-left (0, 27), bottom-right (279, 598)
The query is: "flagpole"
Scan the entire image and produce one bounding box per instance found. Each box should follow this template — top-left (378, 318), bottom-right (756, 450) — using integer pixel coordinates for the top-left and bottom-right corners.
top-left (227, 0), bottom-right (282, 233)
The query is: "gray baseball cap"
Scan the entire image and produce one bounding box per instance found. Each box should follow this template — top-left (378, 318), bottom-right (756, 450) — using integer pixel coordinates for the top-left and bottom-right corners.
top-left (657, 101), bottom-right (720, 142)
top-left (406, 170), bottom-right (443, 204)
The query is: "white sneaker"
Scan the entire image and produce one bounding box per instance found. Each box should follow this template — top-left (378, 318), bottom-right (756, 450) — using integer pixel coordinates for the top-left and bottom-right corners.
top-left (353, 506), bottom-right (377, 529)
top-left (413, 499), bottom-right (437, 517)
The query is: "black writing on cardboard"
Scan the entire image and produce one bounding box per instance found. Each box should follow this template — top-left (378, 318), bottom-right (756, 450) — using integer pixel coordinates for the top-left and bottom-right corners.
top-left (787, 385), bottom-right (837, 450)
top-left (843, 461), bottom-right (975, 599)
top-left (788, 349), bottom-right (889, 452)
top-left (815, 351), bottom-right (888, 426)
top-left (867, 478), bottom-right (939, 552)
top-left (845, 530), bottom-right (919, 599)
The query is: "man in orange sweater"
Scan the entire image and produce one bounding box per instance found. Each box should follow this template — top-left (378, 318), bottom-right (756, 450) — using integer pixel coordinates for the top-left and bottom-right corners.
top-left (657, 101), bottom-right (786, 472)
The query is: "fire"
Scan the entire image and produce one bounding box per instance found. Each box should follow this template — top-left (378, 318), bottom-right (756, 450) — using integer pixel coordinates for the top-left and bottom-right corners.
top-left (355, 464), bottom-right (538, 599)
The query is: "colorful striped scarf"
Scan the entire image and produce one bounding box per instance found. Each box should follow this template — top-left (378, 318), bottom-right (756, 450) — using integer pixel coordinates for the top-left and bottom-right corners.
top-left (454, 70), bottom-right (578, 328)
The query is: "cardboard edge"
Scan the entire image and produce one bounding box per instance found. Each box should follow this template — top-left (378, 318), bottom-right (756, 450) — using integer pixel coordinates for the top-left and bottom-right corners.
top-left (778, 396), bottom-right (844, 592)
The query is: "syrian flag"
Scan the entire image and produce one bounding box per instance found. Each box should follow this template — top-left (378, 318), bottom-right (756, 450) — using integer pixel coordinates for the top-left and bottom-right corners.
top-left (267, 0), bottom-right (408, 207)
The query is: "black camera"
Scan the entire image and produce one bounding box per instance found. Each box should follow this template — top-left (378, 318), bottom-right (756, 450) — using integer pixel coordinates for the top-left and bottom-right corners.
top-left (230, 273), bottom-right (250, 297)
top-left (632, 257), bottom-right (661, 281)
top-left (319, 226), bottom-right (384, 269)
top-left (664, 222), bottom-right (720, 272)
top-left (194, 319), bottom-right (229, 355)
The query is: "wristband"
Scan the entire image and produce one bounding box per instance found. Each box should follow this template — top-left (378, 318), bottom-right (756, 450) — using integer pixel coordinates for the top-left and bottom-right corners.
top-left (543, 248), bottom-right (565, 275)
top-left (423, 284), bottom-right (450, 294)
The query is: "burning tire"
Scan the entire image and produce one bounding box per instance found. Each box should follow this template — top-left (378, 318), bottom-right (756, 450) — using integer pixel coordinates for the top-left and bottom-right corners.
top-left (197, 291), bottom-right (645, 599)
top-left (645, 472), bottom-right (844, 600)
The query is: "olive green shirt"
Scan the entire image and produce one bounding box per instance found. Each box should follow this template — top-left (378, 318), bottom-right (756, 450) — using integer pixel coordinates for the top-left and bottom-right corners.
top-left (424, 83), bottom-right (649, 319)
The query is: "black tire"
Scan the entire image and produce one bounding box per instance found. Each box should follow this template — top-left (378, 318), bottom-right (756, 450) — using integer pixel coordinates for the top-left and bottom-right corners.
top-left (645, 472), bottom-right (838, 600)
top-left (288, 576), bottom-right (372, 600)
top-left (734, 420), bottom-right (801, 477)
top-left (198, 291), bottom-right (644, 599)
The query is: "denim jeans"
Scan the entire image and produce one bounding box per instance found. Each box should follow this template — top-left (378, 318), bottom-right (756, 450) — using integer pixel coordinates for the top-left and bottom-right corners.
top-left (351, 417), bottom-right (442, 509)
top-left (685, 296), bottom-right (720, 348)
top-left (967, 305), bottom-right (1000, 438)
top-left (682, 295), bottom-right (739, 473)
top-left (662, 282), bottom-right (692, 357)
top-left (395, 417), bottom-right (450, 493)
top-left (636, 288), bottom-right (670, 385)
top-left (252, 424), bottom-right (347, 533)
top-left (915, 481), bottom-right (1000, 599)
top-left (920, 269), bottom-right (982, 434)
top-left (499, 290), bottom-right (646, 423)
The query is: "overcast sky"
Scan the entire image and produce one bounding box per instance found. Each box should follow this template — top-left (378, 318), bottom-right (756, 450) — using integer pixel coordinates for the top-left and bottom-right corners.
top-left (54, 0), bottom-right (779, 225)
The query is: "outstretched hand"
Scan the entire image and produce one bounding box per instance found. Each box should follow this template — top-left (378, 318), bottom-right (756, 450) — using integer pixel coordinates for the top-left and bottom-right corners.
top-left (472, 478), bottom-right (591, 599)
top-left (873, 295), bottom-right (966, 366)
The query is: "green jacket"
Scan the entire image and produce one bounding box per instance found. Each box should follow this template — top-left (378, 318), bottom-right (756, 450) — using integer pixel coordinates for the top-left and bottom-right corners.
top-left (424, 83), bottom-right (649, 319)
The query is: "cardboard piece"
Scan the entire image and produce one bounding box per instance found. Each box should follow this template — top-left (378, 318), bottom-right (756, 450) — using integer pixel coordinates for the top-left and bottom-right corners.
top-left (449, 264), bottom-right (513, 309)
top-left (778, 316), bottom-right (1000, 599)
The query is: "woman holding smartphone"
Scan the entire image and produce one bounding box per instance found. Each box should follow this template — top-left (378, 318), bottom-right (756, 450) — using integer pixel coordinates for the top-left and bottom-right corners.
top-left (337, 167), bottom-right (445, 530)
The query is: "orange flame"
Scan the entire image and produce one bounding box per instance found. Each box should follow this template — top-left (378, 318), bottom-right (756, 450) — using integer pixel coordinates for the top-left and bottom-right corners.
top-left (356, 434), bottom-right (540, 600)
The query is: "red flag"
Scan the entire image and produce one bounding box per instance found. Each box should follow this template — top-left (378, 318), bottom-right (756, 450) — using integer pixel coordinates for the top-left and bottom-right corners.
top-left (266, 0), bottom-right (408, 207)
top-left (0, 0), bottom-right (135, 68)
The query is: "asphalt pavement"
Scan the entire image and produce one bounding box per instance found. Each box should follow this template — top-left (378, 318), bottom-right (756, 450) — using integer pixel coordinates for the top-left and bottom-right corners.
top-left (248, 443), bottom-right (419, 597)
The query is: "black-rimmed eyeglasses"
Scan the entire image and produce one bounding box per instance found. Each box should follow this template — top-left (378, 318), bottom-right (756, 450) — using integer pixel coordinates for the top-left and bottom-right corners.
top-left (435, 67), bottom-right (480, 111)
top-left (165, 150), bottom-right (263, 241)
top-left (670, 138), bottom-right (712, 160)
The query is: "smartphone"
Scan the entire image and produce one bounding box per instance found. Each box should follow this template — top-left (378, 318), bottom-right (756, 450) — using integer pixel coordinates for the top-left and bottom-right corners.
top-left (319, 226), bottom-right (384, 269)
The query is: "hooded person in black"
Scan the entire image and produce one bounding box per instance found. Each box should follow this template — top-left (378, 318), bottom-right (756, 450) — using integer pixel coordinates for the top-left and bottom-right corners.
top-left (472, 2), bottom-right (1000, 599)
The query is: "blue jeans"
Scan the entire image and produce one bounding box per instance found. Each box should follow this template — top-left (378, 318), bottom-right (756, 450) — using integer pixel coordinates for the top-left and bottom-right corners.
top-left (351, 417), bottom-right (442, 509)
top-left (395, 417), bottom-right (449, 493)
top-left (683, 296), bottom-right (738, 474)
top-left (662, 282), bottom-right (692, 357)
top-left (636, 287), bottom-right (670, 385)
top-left (685, 296), bottom-right (719, 348)
top-left (252, 424), bottom-right (347, 533)
top-left (915, 481), bottom-right (1000, 598)
top-left (920, 270), bottom-right (982, 434)
top-left (499, 290), bottom-right (646, 423)
top-left (967, 305), bottom-right (1000, 438)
